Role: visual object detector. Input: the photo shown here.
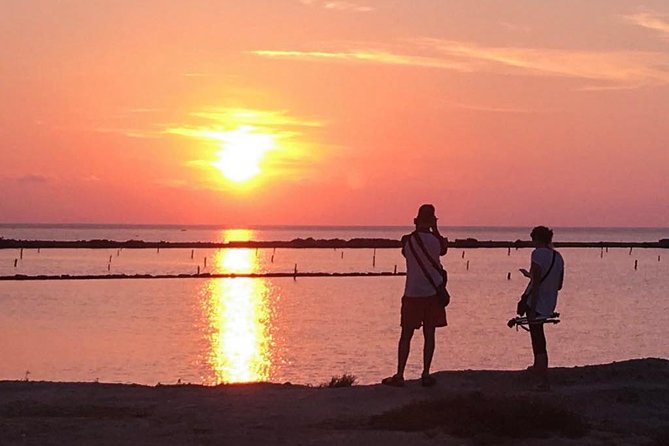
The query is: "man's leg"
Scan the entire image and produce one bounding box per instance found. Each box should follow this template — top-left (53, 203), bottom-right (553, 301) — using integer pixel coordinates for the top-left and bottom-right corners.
top-left (422, 325), bottom-right (436, 377)
top-left (397, 326), bottom-right (415, 378)
top-left (529, 323), bottom-right (549, 388)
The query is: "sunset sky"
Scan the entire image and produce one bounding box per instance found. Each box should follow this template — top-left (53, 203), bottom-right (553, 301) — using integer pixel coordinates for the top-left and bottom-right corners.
top-left (1, 0), bottom-right (668, 226)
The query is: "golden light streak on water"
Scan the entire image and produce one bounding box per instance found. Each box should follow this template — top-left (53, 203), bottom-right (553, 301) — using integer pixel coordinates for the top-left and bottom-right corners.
top-left (203, 230), bottom-right (271, 383)
top-left (220, 228), bottom-right (256, 243)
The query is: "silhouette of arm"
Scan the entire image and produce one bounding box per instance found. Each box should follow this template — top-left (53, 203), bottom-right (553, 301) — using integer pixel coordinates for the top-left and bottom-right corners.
top-left (400, 234), bottom-right (409, 258)
top-left (430, 225), bottom-right (448, 256)
top-left (528, 261), bottom-right (542, 313)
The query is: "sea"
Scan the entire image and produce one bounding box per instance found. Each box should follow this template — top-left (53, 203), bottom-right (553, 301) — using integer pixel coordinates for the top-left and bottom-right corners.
top-left (1, 224), bottom-right (667, 385)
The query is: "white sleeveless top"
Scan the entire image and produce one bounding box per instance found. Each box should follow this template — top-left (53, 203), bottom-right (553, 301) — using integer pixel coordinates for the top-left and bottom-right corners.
top-left (530, 247), bottom-right (564, 317)
top-left (402, 232), bottom-right (444, 298)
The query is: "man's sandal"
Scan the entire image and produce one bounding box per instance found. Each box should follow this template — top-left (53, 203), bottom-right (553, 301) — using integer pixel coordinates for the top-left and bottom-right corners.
top-left (421, 373), bottom-right (436, 387)
top-left (381, 375), bottom-right (405, 387)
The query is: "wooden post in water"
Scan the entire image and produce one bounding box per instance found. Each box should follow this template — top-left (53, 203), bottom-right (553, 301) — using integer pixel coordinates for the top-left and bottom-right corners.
top-left (190, 249), bottom-right (194, 259)
top-left (461, 250), bottom-right (465, 259)
top-left (605, 247), bottom-right (609, 253)
top-left (629, 247), bottom-right (633, 255)
top-left (372, 248), bottom-right (376, 267)
top-left (600, 248), bottom-right (604, 259)
top-left (204, 257), bottom-right (207, 269)
top-left (507, 247), bottom-right (511, 256)
top-left (109, 255), bottom-right (113, 263)
top-left (37, 248), bottom-right (40, 254)
top-left (293, 263), bottom-right (298, 281)
top-left (466, 260), bottom-right (470, 271)
top-left (394, 264), bottom-right (397, 274)
top-left (634, 259), bottom-right (638, 270)
top-left (20, 248), bottom-right (23, 259)
top-left (197, 265), bottom-right (200, 275)
top-left (507, 272), bottom-right (511, 280)
top-left (659, 255), bottom-right (661, 262)
top-left (157, 247), bottom-right (160, 254)
top-left (14, 259), bottom-right (18, 267)
top-left (341, 251), bottom-right (344, 259)
top-left (107, 263), bottom-right (111, 271)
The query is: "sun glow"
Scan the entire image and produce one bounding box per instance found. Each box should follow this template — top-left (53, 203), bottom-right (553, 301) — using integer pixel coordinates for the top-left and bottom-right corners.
top-left (166, 107), bottom-right (322, 188)
top-left (211, 126), bottom-right (275, 183)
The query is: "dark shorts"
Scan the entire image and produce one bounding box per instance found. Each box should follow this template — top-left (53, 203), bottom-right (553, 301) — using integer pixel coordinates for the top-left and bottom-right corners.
top-left (400, 295), bottom-right (447, 329)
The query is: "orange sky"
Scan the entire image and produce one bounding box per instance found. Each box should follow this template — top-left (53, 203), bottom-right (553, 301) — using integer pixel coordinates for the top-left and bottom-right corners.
top-left (1, 0), bottom-right (668, 226)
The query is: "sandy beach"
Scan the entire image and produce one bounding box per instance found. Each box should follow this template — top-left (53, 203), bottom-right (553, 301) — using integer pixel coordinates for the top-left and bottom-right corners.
top-left (1, 358), bottom-right (667, 446)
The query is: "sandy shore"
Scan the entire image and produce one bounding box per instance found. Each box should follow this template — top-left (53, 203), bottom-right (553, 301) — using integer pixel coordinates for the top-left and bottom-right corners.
top-left (1, 359), bottom-right (667, 445)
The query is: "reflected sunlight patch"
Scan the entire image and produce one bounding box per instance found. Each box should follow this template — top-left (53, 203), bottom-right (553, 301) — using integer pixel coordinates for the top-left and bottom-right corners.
top-left (203, 245), bottom-right (271, 384)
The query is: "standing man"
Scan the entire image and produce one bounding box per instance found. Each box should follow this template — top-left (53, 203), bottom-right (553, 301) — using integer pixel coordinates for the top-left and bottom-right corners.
top-left (523, 226), bottom-right (565, 391)
top-left (382, 204), bottom-right (448, 387)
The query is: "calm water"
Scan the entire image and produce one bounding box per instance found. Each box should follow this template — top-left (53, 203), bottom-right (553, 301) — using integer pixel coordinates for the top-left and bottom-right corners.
top-left (2, 223), bottom-right (668, 243)
top-left (1, 227), bottom-right (667, 385)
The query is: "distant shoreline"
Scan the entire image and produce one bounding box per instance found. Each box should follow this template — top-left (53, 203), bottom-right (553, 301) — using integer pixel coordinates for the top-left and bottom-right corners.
top-left (1, 238), bottom-right (668, 250)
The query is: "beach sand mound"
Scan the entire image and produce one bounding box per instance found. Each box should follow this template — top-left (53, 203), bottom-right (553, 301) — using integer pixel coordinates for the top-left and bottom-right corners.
top-left (1, 358), bottom-right (667, 445)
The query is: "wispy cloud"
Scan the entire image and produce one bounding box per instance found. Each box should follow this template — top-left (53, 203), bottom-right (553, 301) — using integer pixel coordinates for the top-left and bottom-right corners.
top-left (1, 174), bottom-right (53, 185)
top-left (164, 108), bottom-right (322, 141)
top-left (624, 12), bottom-right (669, 38)
top-left (17, 174), bottom-right (51, 184)
top-left (95, 127), bottom-right (164, 139)
top-left (254, 39), bottom-right (669, 89)
top-left (299, 0), bottom-right (373, 13)
top-left (448, 103), bottom-right (557, 114)
top-left (189, 108), bottom-right (323, 129)
top-left (251, 49), bottom-right (474, 72)
top-left (419, 38), bottom-right (669, 87)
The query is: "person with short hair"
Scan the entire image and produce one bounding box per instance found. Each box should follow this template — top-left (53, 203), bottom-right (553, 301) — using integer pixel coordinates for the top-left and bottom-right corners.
top-left (382, 204), bottom-right (448, 387)
top-left (523, 226), bottom-right (565, 391)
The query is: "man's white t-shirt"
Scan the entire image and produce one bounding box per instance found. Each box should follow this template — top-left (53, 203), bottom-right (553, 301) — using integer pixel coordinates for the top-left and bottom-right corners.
top-left (403, 232), bottom-right (445, 298)
top-left (530, 247), bottom-right (564, 317)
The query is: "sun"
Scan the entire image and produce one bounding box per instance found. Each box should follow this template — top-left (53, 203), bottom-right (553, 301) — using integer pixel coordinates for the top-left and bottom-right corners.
top-left (211, 126), bottom-right (275, 183)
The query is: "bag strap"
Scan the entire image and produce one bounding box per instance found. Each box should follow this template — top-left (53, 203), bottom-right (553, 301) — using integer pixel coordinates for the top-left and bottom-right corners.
top-left (539, 250), bottom-right (557, 284)
top-left (412, 231), bottom-right (445, 276)
top-left (407, 235), bottom-right (440, 292)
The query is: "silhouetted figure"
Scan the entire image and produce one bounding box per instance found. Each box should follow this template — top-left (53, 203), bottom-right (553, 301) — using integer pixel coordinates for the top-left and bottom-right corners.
top-left (519, 226), bottom-right (565, 391)
top-left (382, 204), bottom-right (448, 387)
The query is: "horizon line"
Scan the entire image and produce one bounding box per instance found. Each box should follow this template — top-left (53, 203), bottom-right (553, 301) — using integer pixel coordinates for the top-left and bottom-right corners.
top-left (1, 222), bottom-right (668, 231)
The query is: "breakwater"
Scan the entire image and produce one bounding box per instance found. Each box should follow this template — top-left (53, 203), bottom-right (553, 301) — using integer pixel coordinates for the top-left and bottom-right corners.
top-left (1, 238), bottom-right (668, 250)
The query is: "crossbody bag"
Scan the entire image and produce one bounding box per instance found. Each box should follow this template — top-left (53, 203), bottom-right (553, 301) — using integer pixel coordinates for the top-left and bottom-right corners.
top-left (407, 232), bottom-right (450, 307)
top-left (517, 250), bottom-right (557, 316)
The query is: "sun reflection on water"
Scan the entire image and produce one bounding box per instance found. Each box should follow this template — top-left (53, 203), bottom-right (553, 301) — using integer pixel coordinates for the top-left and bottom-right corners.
top-left (203, 231), bottom-right (271, 383)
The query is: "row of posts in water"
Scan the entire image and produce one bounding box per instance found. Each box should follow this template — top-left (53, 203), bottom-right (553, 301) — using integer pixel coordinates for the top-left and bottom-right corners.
top-left (7, 246), bottom-right (663, 274)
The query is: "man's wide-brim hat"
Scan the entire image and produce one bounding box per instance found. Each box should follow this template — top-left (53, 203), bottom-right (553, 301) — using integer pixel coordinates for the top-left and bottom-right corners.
top-left (415, 204), bottom-right (437, 223)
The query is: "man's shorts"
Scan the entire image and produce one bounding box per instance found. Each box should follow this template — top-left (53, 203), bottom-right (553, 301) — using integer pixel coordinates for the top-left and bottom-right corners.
top-left (400, 295), bottom-right (447, 329)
